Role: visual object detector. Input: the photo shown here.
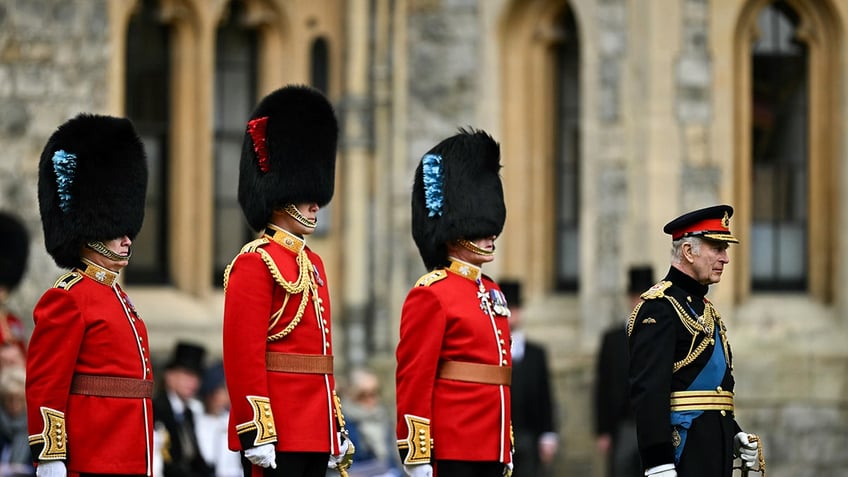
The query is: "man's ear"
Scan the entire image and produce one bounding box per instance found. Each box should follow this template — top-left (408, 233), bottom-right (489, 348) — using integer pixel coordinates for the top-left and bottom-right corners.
top-left (682, 242), bottom-right (696, 263)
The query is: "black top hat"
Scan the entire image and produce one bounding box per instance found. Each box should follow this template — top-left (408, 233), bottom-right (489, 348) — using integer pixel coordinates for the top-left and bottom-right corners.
top-left (627, 265), bottom-right (654, 294)
top-left (37, 114), bottom-right (148, 269)
top-left (0, 212), bottom-right (29, 291)
top-left (239, 85), bottom-right (339, 232)
top-left (166, 341), bottom-right (207, 376)
top-left (411, 128), bottom-right (506, 270)
top-left (499, 280), bottom-right (522, 308)
top-left (663, 204), bottom-right (738, 244)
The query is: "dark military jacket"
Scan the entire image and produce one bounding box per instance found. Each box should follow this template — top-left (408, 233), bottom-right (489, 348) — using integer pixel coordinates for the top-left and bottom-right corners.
top-left (627, 266), bottom-right (742, 477)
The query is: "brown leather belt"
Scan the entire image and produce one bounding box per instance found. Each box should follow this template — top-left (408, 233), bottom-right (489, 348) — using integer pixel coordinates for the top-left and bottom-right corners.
top-left (266, 352), bottom-right (334, 374)
top-left (70, 374), bottom-right (153, 399)
top-left (437, 361), bottom-right (511, 386)
top-left (670, 390), bottom-right (734, 412)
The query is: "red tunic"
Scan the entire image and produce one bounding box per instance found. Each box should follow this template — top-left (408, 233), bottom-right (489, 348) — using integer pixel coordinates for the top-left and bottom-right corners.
top-left (0, 310), bottom-right (28, 355)
top-left (223, 226), bottom-right (341, 455)
top-left (395, 258), bottom-right (513, 464)
top-left (26, 264), bottom-right (154, 476)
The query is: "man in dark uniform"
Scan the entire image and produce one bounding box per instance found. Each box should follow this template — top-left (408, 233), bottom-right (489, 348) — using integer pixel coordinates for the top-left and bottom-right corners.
top-left (594, 265), bottom-right (654, 477)
top-left (27, 114), bottom-right (154, 477)
top-left (502, 280), bottom-right (558, 477)
top-left (396, 129), bottom-right (512, 477)
top-left (627, 205), bottom-right (758, 477)
top-left (222, 85), bottom-right (352, 477)
top-left (154, 341), bottom-right (214, 477)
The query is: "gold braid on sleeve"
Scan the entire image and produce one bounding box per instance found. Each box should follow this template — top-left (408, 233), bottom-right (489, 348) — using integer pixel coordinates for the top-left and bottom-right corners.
top-left (626, 301), bottom-right (644, 337)
top-left (28, 407), bottom-right (66, 461)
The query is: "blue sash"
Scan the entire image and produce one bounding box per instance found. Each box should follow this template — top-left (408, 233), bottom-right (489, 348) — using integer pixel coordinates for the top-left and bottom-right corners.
top-left (670, 327), bottom-right (726, 463)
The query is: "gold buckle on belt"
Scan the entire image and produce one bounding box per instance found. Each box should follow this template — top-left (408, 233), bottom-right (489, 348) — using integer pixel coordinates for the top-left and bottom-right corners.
top-left (670, 390), bottom-right (734, 412)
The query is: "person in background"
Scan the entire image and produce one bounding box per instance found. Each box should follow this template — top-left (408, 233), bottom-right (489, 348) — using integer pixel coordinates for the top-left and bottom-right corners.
top-left (153, 341), bottom-right (214, 477)
top-left (0, 365), bottom-right (33, 476)
top-left (195, 361), bottom-right (242, 477)
top-left (341, 368), bottom-right (401, 477)
top-left (0, 344), bottom-right (26, 371)
top-left (396, 129), bottom-right (512, 477)
top-left (0, 211), bottom-right (31, 355)
top-left (501, 280), bottom-right (558, 477)
top-left (594, 265), bottom-right (654, 477)
top-left (223, 84), bottom-right (352, 477)
top-left (627, 205), bottom-right (758, 477)
top-left (27, 113), bottom-right (154, 477)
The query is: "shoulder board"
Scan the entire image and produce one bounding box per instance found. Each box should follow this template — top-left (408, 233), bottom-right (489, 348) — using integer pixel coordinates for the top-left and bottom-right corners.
top-left (415, 270), bottom-right (447, 287)
top-left (53, 271), bottom-right (83, 291)
top-left (240, 237), bottom-right (270, 254)
top-left (641, 280), bottom-right (672, 300)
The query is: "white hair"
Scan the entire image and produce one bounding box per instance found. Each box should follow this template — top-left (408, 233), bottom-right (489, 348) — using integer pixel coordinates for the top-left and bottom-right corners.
top-left (671, 236), bottom-right (702, 264)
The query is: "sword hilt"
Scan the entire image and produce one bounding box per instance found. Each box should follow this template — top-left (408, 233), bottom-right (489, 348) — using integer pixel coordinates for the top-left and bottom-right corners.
top-left (733, 434), bottom-right (765, 476)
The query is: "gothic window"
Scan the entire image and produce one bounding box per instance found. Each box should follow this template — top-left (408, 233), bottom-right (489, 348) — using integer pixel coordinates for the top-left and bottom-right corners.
top-left (125, 0), bottom-right (171, 284)
top-left (554, 7), bottom-right (580, 291)
top-left (311, 37), bottom-right (330, 94)
top-left (213, 0), bottom-right (259, 286)
top-left (749, 1), bottom-right (808, 291)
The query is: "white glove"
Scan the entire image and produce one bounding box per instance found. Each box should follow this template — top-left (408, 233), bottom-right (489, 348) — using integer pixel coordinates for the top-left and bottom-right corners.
top-left (403, 464), bottom-right (433, 477)
top-left (244, 443), bottom-right (277, 469)
top-left (734, 432), bottom-right (758, 468)
top-left (644, 463), bottom-right (677, 476)
top-left (36, 461), bottom-right (67, 477)
top-left (328, 432), bottom-right (354, 469)
top-left (503, 462), bottom-right (514, 477)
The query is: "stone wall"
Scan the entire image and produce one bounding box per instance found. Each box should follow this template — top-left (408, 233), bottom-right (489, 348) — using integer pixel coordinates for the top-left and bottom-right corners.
top-left (0, 0), bottom-right (111, 327)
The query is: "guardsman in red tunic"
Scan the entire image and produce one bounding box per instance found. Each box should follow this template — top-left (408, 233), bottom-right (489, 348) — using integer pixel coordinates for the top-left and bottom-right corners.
top-left (223, 85), bottom-right (353, 477)
top-left (396, 129), bottom-right (512, 477)
top-left (27, 114), bottom-right (154, 477)
top-left (0, 211), bottom-right (31, 356)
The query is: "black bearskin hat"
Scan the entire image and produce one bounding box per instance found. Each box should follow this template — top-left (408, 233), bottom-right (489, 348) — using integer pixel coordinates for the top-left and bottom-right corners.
top-left (411, 128), bottom-right (506, 270)
top-left (38, 114), bottom-right (148, 269)
top-left (0, 212), bottom-right (30, 291)
top-left (239, 85), bottom-right (338, 232)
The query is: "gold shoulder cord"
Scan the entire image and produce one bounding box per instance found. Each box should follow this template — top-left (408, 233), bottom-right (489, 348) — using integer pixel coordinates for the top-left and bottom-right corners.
top-left (626, 301), bottom-right (644, 337)
top-left (223, 238), bottom-right (316, 342)
top-left (264, 248), bottom-right (315, 341)
top-left (666, 296), bottom-right (731, 373)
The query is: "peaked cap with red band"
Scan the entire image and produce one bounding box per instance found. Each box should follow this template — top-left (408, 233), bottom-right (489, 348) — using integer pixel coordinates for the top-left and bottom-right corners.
top-left (238, 85), bottom-right (338, 232)
top-left (663, 204), bottom-right (739, 243)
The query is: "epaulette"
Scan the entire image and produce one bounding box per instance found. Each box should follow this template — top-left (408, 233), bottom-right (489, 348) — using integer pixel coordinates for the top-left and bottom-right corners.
top-left (415, 270), bottom-right (447, 287)
top-left (640, 280), bottom-right (672, 300)
top-left (239, 237), bottom-right (270, 254)
top-left (223, 237), bottom-right (271, 290)
top-left (52, 272), bottom-right (83, 291)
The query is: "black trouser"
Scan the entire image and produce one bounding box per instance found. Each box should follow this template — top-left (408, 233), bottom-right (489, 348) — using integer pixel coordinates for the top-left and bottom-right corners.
top-left (241, 451), bottom-right (328, 477)
top-left (435, 460), bottom-right (504, 477)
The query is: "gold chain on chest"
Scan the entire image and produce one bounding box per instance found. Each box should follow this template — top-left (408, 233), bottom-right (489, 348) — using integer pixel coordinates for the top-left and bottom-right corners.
top-left (222, 239), bottom-right (319, 342)
top-left (667, 296), bottom-right (731, 372)
top-left (265, 248), bottom-right (316, 341)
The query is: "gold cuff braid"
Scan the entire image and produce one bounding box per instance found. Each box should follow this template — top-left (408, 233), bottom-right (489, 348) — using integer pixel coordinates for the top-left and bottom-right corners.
top-left (235, 396), bottom-right (278, 446)
top-left (398, 414), bottom-right (432, 465)
top-left (28, 407), bottom-right (66, 461)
